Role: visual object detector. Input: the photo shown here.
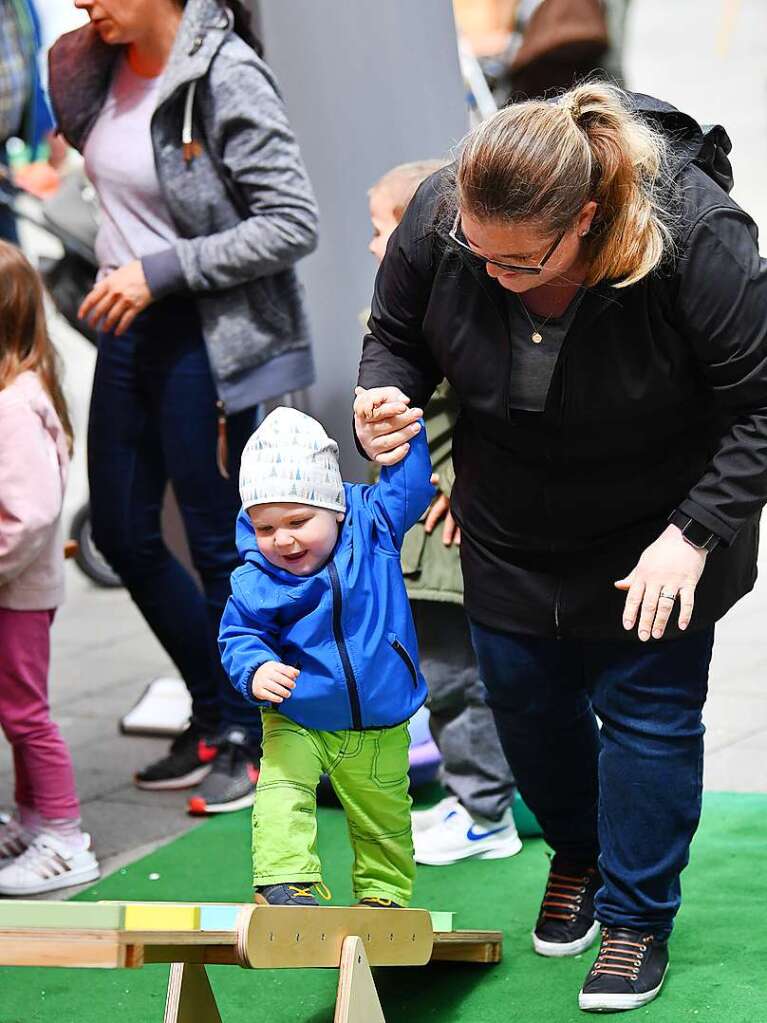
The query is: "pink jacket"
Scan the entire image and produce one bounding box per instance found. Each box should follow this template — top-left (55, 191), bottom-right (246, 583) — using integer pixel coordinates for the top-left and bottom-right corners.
top-left (0, 371), bottom-right (69, 611)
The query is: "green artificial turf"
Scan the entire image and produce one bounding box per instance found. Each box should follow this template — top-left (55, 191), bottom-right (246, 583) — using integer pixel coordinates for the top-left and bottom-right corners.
top-left (0, 791), bottom-right (764, 1023)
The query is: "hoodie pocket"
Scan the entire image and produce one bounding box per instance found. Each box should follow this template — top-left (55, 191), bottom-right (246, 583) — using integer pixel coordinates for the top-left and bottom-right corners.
top-left (388, 633), bottom-right (418, 688)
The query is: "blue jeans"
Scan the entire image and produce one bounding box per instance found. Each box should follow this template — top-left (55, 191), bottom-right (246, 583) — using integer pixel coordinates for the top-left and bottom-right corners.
top-left (88, 297), bottom-right (262, 742)
top-left (469, 621), bottom-right (714, 938)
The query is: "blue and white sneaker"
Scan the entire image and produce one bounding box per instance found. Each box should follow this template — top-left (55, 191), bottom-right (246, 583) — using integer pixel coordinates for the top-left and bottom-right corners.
top-left (413, 802), bottom-right (522, 865)
top-left (411, 795), bottom-right (458, 836)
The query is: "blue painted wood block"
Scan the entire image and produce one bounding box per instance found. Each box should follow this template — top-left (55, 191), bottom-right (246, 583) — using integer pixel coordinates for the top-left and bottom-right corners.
top-left (199, 904), bottom-right (242, 931)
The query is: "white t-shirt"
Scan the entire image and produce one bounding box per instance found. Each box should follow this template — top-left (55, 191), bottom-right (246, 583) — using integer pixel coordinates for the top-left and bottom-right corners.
top-left (84, 54), bottom-right (178, 274)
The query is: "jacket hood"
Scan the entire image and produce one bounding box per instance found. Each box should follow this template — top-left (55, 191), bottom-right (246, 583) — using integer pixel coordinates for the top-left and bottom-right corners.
top-left (48, 0), bottom-right (234, 151)
top-left (626, 91), bottom-right (733, 192)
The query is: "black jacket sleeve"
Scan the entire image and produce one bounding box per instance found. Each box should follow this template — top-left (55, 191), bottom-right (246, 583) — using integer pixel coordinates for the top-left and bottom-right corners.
top-left (674, 205), bottom-right (767, 545)
top-left (357, 191), bottom-right (444, 412)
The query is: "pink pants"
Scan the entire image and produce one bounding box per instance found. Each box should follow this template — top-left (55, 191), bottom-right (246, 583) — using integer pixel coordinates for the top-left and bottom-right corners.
top-left (0, 608), bottom-right (80, 819)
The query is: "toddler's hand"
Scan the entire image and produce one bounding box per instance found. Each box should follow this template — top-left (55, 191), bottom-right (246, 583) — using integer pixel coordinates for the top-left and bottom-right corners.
top-left (252, 661), bottom-right (299, 703)
top-left (354, 386), bottom-right (397, 423)
top-left (353, 386), bottom-right (423, 466)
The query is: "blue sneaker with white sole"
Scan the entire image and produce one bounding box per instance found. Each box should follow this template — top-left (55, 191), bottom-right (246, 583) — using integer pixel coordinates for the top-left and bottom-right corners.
top-left (413, 801), bottom-right (522, 865)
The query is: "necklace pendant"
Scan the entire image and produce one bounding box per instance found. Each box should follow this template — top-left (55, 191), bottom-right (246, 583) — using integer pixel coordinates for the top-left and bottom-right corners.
top-left (531, 331), bottom-right (543, 344)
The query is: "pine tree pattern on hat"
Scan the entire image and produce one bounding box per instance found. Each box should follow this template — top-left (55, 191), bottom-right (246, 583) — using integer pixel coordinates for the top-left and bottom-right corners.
top-left (239, 407), bottom-right (346, 513)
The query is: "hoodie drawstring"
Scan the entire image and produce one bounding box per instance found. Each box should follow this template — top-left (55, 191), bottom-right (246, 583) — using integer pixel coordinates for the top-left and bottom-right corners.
top-left (182, 81), bottom-right (201, 164)
top-left (216, 400), bottom-right (230, 480)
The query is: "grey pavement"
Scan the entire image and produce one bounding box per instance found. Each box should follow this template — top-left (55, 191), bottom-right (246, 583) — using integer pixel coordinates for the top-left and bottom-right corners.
top-left (1, 0), bottom-right (766, 890)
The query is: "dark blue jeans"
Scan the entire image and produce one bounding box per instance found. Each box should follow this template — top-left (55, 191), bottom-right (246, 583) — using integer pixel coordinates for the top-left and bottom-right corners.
top-left (88, 297), bottom-right (262, 743)
top-left (469, 621), bottom-right (714, 939)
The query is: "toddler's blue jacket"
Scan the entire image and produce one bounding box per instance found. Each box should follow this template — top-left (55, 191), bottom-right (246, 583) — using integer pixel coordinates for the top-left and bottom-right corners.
top-left (219, 428), bottom-right (435, 731)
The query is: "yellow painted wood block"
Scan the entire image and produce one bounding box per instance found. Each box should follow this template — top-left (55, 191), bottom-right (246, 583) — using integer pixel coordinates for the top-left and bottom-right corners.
top-left (123, 904), bottom-right (201, 932)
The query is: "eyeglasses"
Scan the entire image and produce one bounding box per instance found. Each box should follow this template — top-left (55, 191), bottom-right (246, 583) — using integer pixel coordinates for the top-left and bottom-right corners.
top-left (448, 211), bottom-right (567, 276)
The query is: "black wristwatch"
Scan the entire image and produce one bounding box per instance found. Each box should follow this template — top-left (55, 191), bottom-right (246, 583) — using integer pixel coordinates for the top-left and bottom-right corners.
top-left (668, 509), bottom-right (720, 552)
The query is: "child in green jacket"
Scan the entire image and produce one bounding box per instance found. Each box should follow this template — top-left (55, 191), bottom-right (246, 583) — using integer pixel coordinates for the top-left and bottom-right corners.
top-left (367, 161), bottom-right (520, 865)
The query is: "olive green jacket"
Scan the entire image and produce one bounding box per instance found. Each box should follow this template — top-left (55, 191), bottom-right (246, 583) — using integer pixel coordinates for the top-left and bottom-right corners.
top-left (373, 380), bottom-right (464, 605)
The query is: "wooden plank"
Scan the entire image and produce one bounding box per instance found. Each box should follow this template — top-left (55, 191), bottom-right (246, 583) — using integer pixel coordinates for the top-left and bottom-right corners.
top-left (124, 905), bottom-right (201, 932)
top-left (333, 936), bottom-right (385, 1023)
top-left (431, 930), bottom-right (503, 964)
top-left (0, 901), bottom-right (125, 930)
top-left (143, 944), bottom-right (240, 967)
top-left (164, 962), bottom-right (223, 1023)
top-left (0, 930), bottom-right (127, 969)
top-left (237, 905), bottom-right (434, 969)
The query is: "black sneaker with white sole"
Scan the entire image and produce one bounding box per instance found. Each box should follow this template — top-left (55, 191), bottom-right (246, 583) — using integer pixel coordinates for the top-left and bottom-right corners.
top-left (579, 927), bottom-right (669, 1012)
top-left (134, 721), bottom-right (219, 790)
top-left (254, 883), bottom-right (320, 906)
top-left (532, 855), bottom-right (601, 957)
top-left (187, 728), bottom-right (260, 814)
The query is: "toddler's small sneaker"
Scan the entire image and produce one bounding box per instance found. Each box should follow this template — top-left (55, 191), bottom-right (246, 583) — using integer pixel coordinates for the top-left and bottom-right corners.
top-left (413, 802), bottom-right (522, 865)
top-left (411, 795), bottom-right (458, 835)
top-left (187, 728), bottom-right (260, 814)
top-left (532, 854), bottom-right (601, 957)
top-left (357, 897), bottom-right (402, 908)
top-left (0, 831), bottom-right (99, 896)
top-left (254, 883), bottom-right (321, 906)
top-left (0, 814), bottom-right (32, 865)
top-left (579, 927), bottom-right (669, 1012)
top-left (135, 720), bottom-right (220, 790)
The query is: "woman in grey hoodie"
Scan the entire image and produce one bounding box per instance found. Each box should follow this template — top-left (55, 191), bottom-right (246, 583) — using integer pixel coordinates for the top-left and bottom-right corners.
top-left (48, 0), bottom-right (319, 812)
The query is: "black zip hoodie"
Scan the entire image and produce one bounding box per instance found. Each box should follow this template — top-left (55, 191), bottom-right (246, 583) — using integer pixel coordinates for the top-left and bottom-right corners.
top-left (357, 93), bottom-right (767, 640)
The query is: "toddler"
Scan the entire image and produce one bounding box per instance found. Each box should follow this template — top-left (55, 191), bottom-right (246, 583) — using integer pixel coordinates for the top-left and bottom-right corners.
top-left (219, 402), bottom-right (434, 906)
top-left (0, 241), bottom-right (99, 894)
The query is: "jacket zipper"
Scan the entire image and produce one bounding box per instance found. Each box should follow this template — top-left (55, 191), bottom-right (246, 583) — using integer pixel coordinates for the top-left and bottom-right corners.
top-left (390, 637), bottom-right (419, 688)
top-left (328, 562), bottom-right (363, 730)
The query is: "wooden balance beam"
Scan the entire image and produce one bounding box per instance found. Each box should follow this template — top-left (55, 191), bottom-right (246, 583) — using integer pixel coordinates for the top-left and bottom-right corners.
top-left (0, 901), bottom-right (502, 1022)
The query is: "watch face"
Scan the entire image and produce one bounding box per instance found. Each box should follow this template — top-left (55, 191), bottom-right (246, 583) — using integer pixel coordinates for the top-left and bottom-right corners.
top-left (684, 521), bottom-right (714, 549)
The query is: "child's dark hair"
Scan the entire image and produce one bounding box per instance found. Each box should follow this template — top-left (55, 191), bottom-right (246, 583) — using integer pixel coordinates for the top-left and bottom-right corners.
top-left (0, 242), bottom-right (74, 452)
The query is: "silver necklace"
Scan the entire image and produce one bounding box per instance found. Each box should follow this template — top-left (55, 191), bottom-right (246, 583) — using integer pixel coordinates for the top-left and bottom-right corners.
top-left (516, 295), bottom-right (556, 344)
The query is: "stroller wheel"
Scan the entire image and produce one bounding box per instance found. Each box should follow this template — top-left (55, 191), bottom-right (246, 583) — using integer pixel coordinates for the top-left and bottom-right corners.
top-left (70, 504), bottom-right (122, 588)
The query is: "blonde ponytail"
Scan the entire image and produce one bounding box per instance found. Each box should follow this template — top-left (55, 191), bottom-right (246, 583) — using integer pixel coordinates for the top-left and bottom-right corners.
top-left (456, 81), bottom-right (675, 288)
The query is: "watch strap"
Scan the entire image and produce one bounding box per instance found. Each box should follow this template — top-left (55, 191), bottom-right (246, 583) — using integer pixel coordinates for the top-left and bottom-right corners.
top-left (668, 509), bottom-right (720, 552)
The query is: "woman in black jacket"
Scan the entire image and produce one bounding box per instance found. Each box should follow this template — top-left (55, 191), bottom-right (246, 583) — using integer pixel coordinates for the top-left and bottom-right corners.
top-left (355, 82), bottom-right (767, 1013)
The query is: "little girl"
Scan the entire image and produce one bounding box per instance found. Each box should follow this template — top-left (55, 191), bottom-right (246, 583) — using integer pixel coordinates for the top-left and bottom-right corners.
top-left (0, 241), bottom-right (99, 894)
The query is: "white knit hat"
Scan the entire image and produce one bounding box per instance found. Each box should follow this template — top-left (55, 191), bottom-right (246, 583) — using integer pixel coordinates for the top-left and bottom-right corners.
top-left (239, 407), bottom-right (346, 513)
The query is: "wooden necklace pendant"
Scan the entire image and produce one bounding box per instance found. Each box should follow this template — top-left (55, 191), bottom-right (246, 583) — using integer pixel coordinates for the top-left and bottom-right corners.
top-left (531, 331), bottom-right (543, 344)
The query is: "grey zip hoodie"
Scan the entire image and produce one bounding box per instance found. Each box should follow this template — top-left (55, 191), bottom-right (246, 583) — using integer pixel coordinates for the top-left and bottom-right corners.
top-left (48, 0), bottom-right (319, 413)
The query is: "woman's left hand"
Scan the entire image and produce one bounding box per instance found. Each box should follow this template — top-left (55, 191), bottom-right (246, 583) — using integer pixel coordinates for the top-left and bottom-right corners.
top-left (424, 479), bottom-right (461, 546)
top-left (615, 524), bottom-right (708, 640)
top-left (78, 260), bottom-right (152, 336)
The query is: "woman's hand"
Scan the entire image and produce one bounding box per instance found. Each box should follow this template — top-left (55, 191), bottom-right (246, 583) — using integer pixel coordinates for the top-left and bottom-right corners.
top-left (615, 524), bottom-right (708, 640)
top-left (353, 386), bottom-right (423, 466)
top-left (78, 260), bottom-right (152, 336)
top-left (424, 476), bottom-right (461, 545)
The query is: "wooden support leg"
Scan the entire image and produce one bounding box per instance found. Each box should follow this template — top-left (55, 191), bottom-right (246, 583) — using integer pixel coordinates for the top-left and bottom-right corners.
top-left (164, 962), bottom-right (223, 1023)
top-left (334, 936), bottom-right (385, 1023)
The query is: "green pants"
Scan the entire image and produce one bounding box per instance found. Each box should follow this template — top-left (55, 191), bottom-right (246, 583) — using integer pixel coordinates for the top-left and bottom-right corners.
top-left (253, 710), bottom-right (415, 906)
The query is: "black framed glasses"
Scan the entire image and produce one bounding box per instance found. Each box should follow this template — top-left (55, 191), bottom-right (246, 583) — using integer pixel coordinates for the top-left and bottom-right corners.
top-left (448, 211), bottom-right (567, 276)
